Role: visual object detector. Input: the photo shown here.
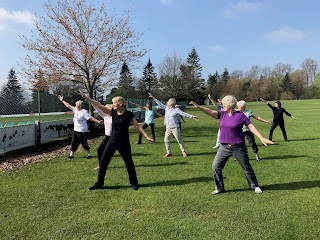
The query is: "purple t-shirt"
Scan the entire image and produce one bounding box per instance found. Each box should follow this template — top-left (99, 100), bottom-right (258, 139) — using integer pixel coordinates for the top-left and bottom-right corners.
top-left (218, 110), bottom-right (251, 144)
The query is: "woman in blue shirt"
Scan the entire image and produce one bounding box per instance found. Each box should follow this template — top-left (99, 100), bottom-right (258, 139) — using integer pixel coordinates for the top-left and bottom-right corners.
top-left (129, 101), bottom-right (163, 144)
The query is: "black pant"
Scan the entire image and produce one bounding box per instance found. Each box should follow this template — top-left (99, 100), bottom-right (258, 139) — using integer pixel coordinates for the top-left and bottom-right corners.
top-left (269, 121), bottom-right (287, 141)
top-left (96, 141), bottom-right (138, 186)
top-left (70, 131), bottom-right (90, 151)
top-left (243, 131), bottom-right (259, 154)
top-left (137, 123), bottom-right (155, 143)
top-left (97, 136), bottom-right (111, 165)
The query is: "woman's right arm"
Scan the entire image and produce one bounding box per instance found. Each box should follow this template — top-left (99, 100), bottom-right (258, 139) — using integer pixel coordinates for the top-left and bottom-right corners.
top-left (189, 101), bottom-right (218, 118)
top-left (129, 101), bottom-right (146, 111)
top-left (58, 95), bottom-right (74, 111)
top-left (259, 98), bottom-right (273, 109)
top-left (78, 91), bottom-right (112, 115)
top-left (148, 93), bottom-right (166, 109)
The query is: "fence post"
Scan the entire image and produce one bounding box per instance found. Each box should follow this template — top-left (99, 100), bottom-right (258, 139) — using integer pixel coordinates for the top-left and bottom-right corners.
top-left (35, 120), bottom-right (41, 145)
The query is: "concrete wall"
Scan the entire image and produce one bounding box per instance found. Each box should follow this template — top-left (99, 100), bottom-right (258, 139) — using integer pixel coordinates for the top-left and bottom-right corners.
top-left (0, 124), bottom-right (36, 155)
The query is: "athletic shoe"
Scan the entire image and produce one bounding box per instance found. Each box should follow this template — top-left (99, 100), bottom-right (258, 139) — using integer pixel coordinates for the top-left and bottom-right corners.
top-left (213, 145), bottom-right (219, 149)
top-left (131, 185), bottom-right (140, 190)
top-left (67, 155), bottom-right (74, 159)
top-left (254, 187), bottom-right (263, 194)
top-left (135, 142), bottom-right (141, 144)
top-left (88, 184), bottom-right (107, 190)
top-left (94, 166), bottom-right (100, 170)
top-left (163, 153), bottom-right (172, 158)
top-left (87, 155), bottom-right (92, 159)
top-left (255, 154), bottom-right (261, 161)
top-left (211, 189), bottom-right (225, 195)
top-left (182, 152), bottom-right (187, 158)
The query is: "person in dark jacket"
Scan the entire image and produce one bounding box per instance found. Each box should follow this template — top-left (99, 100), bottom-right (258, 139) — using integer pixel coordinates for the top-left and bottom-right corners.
top-left (259, 98), bottom-right (297, 142)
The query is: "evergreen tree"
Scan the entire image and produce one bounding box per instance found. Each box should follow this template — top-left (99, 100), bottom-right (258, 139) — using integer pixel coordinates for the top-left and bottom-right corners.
top-left (140, 58), bottom-right (158, 94)
top-left (1, 68), bottom-right (27, 114)
top-left (187, 47), bottom-right (202, 79)
top-left (221, 68), bottom-right (230, 82)
top-left (118, 61), bottom-right (134, 97)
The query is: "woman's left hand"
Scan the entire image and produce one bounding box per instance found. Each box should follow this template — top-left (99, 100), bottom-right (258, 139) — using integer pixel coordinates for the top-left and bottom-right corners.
top-left (260, 138), bottom-right (274, 146)
top-left (146, 136), bottom-right (154, 142)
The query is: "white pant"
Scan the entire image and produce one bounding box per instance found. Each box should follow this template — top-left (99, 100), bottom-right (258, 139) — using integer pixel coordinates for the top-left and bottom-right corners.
top-left (164, 127), bottom-right (186, 154)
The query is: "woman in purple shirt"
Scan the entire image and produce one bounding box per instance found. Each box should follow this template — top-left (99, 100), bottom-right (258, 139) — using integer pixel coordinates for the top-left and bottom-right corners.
top-left (190, 95), bottom-right (273, 195)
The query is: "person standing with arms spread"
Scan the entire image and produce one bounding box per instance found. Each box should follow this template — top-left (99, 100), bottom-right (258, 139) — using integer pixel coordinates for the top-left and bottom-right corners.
top-left (208, 94), bottom-right (224, 148)
top-left (92, 104), bottom-right (112, 170)
top-left (259, 98), bottom-right (297, 142)
top-left (237, 100), bottom-right (271, 161)
top-left (148, 93), bottom-right (199, 158)
top-left (190, 95), bottom-right (273, 195)
top-left (129, 101), bottom-right (163, 144)
top-left (58, 95), bottom-right (102, 159)
top-left (78, 91), bottom-right (154, 191)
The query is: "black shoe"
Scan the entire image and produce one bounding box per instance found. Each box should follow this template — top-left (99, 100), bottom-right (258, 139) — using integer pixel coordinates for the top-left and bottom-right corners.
top-left (284, 139), bottom-right (290, 142)
top-left (131, 185), bottom-right (140, 190)
top-left (88, 184), bottom-right (106, 190)
top-left (66, 155), bottom-right (74, 159)
top-left (135, 142), bottom-right (141, 144)
top-left (87, 155), bottom-right (92, 159)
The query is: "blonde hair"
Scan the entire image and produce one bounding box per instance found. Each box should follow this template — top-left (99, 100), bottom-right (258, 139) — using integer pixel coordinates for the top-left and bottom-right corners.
top-left (237, 100), bottom-right (246, 109)
top-left (222, 95), bottom-right (237, 109)
top-left (112, 96), bottom-right (127, 108)
top-left (167, 98), bottom-right (176, 107)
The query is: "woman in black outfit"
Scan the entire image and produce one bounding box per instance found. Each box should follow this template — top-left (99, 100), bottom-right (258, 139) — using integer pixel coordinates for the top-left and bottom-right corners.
top-left (79, 91), bottom-right (154, 190)
top-left (260, 98), bottom-right (297, 141)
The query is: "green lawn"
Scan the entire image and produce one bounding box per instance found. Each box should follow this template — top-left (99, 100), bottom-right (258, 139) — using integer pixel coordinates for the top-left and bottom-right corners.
top-left (1, 99), bottom-right (320, 240)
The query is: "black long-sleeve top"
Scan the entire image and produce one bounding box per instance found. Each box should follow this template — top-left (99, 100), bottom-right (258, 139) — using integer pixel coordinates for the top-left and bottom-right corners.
top-left (267, 103), bottom-right (292, 122)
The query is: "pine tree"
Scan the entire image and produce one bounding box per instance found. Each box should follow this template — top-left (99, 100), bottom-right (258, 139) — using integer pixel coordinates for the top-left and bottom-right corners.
top-left (140, 58), bottom-right (157, 93)
top-left (187, 47), bottom-right (202, 79)
top-left (118, 61), bottom-right (134, 97)
top-left (1, 68), bottom-right (27, 114)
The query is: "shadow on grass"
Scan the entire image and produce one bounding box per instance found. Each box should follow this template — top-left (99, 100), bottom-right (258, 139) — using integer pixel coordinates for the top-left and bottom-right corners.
top-left (142, 176), bottom-right (213, 188)
top-left (105, 176), bottom-right (213, 189)
top-left (262, 155), bottom-right (308, 160)
top-left (263, 180), bottom-right (320, 191)
top-left (283, 137), bottom-right (320, 142)
top-left (109, 161), bottom-right (189, 169)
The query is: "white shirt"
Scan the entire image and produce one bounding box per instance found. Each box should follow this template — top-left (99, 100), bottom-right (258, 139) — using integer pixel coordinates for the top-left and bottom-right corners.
top-left (72, 107), bottom-right (92, 132)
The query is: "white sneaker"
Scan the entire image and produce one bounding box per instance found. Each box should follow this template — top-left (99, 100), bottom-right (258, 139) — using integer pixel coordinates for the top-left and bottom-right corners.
top-left (254, 187), bottom-right (263, 194)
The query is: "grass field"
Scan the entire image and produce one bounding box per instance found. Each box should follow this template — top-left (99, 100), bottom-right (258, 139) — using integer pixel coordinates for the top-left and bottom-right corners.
top-left (1, 99), bottom-right (320, 239)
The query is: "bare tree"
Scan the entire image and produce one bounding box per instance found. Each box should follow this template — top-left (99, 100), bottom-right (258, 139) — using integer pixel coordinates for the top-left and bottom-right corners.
top-left (20, 0), bottom-right (147, 114)
top-left (158, 54), bottom-right (183, 99)
top-left (301, 58), bottom-right (318, 87)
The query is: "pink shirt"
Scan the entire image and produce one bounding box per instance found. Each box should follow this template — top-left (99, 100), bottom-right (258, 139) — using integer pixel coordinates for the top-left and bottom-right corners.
top-left (95, 107), bottom-right (112, 136)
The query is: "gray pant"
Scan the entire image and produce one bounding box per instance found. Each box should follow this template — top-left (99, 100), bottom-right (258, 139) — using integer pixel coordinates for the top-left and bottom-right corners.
top-left (212, 143), bottom-right (259, 191)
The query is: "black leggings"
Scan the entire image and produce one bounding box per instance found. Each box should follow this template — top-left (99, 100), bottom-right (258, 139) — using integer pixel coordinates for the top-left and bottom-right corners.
top-left (97, 141), bottom-right (138, 186)
top-left (70, 131), bottom-right (90, 151)
top-left (97, 136), bottom-right (111, 164)
top-left (137, 123), bottom-right (155, 143)
top-left (269, 121), bottom-right (287, 141)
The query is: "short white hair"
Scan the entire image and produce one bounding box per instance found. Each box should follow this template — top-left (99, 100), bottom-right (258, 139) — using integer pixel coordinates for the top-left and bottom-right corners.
top-left (167, 98), bottom-right (176, 107)
top-left (76, 100), bottom-right (83, 108)
top-left (237, 100), bottom-right (246, 108)
top-left (222, 95), bottom-right (237, 109)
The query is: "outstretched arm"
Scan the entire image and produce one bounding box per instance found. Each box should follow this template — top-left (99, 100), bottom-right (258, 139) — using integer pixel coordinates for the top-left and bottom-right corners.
top-left (58, 95), bottom-right (73, 111)
top-left (78, 91), bottom-right (112, 115)
top-left (208, 94), bottom-right (218, 107)
top-left (89, 116), bottom-right (104, 125)
top-left (189, 101), bottom-right (218, 119)
top-left (252, 114), bottom-right (271, 124)
top-left (129, 101), bottom-right (146, 111)
top-left (131, 118), bottom-right (154, 142)
top-left (248, 123), bottom-right (274, 146)
top-left (259, 98), bottom-right (273, 109)
top-left (148, 92), bottom-right (166, 109)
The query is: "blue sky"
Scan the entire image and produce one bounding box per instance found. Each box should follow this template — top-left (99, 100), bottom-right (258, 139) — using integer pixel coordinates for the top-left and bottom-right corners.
top-left (1, 0), bottom-right (320, 88)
